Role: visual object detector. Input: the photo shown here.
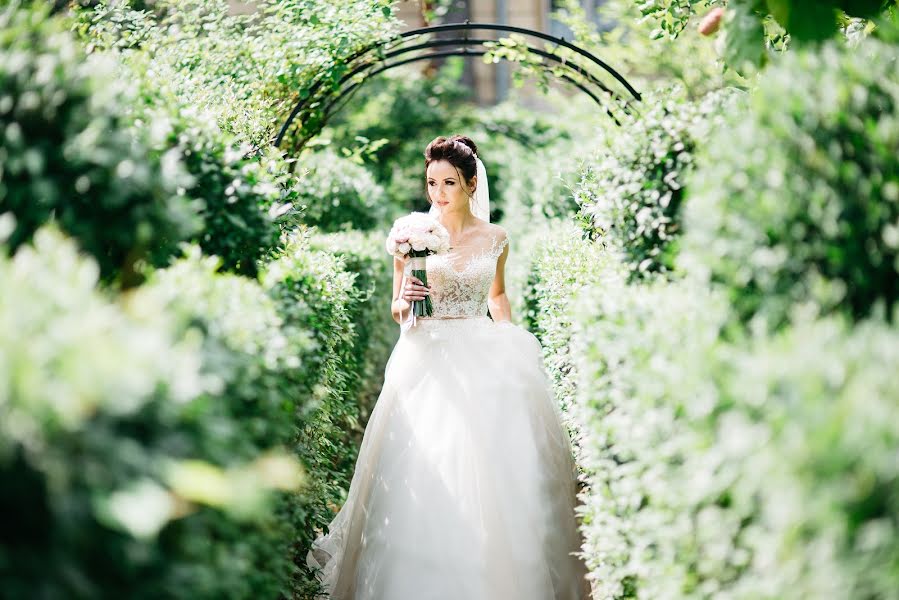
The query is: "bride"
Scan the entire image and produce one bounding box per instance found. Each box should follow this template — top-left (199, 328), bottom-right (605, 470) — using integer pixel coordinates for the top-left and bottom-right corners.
top-left (307, 134), bottom-right (591, 599)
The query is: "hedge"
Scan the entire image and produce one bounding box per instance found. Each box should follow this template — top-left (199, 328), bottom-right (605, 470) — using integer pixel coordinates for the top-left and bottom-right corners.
top-left (524, 29), bottom-right (899, 600)
top-left (0, 223), bottom-right (304, 599)
top-left (263, 227), bottom-right (395, 598)
top-left (573, 86), bottom-right (739, 279)
top-left (292, 150), bottom-right (390, 233)
top-left (0, 219), bottom-right (398, 599)
top-left (682, 33), bottom-right (899, 330)
top-left (0, 4), bottom-right (199, 286)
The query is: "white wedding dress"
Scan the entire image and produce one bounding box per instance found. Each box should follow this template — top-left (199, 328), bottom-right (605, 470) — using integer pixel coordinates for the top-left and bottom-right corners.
top-left (307, 229), bottom-right (591, 600)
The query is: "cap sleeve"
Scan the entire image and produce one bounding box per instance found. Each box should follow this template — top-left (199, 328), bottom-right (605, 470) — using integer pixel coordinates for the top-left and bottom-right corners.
top-left (493, 227), bottom-right (510, 258)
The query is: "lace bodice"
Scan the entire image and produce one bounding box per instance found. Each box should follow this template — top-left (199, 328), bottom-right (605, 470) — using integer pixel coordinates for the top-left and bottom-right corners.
top-left (404, 229), bottom-right (509, 318)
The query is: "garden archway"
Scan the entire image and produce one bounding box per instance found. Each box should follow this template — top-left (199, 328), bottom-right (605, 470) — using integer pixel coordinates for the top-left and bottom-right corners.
top-left (274, 21), bottom-right (642, 153)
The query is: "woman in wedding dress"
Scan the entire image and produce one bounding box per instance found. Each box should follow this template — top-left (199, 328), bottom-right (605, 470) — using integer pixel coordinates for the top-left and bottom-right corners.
top-left (307, 134), bottom-right (591, 600)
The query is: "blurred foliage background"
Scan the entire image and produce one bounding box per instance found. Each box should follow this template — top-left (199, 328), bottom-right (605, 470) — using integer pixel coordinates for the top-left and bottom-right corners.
top-left (2, 0), bottom-right (898, 598)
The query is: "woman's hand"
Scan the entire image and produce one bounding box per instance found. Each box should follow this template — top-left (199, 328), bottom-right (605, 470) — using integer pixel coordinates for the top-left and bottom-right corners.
top-left (401, 275), bottom-right (430, 302)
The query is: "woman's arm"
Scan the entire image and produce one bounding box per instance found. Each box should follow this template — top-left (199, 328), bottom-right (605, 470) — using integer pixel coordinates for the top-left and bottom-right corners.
top-left (391, 257), bottom-right (411, 325)
top-left (391, 256), bottom-right (430, 325)
top-left (487, 237), bottom-right (512, 323)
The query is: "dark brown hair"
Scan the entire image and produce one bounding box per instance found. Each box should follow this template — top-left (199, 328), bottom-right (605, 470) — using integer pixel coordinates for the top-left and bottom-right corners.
top-left (423, 134), bottom-right (479, 203)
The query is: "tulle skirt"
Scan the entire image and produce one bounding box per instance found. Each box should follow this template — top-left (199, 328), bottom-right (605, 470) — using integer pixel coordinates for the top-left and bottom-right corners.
top-left (306, 316), bottom-right (591, 600)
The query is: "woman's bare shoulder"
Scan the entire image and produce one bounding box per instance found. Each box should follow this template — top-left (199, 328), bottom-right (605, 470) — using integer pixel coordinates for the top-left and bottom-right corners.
top-left (475, 222), bottom-right (509, 252)
top-left (467, 221), bottom-right (508, 248)
top-left (486, 223), bottom-right (508, 243)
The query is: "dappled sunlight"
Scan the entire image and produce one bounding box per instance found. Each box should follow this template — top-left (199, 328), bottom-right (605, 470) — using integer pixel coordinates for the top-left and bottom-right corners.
top-left (3, 0), bottom-right (898, 598)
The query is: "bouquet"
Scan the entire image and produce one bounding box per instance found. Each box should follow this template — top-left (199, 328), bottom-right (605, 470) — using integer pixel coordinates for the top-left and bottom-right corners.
top-left (385, 212), bottom-right (451, 320)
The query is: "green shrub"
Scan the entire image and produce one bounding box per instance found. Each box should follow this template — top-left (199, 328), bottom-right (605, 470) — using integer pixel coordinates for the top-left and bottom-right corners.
top-left (527, 222), bottom-right (899, 599)
top-left (78, 5), bottom-right (296, 277)
top-left (76, 0), bottom-right (401, 148)
top-left (136, 247), bottom-right (312, 465)
top-left (707, 315), bottom-right (899, 600)
top-left (683, 35), bottom-right (899, 330)
top-left (0, 3), bottom-right (200, 285)
top-left (0, 222), bottom-right (304, 599)
top-left (567, 268), bottom-right (731, 600)
top-left (571, 289), bottom-right (899, 600)
top-left (321, 61), bottom-right (475, 215)
top-left (522, 222), bottom-right (615, 416)
top-left (574, 87), bottom-right (739, 278)
top-left (146, 110), bottom-right (290, 277)
top-left (308, 229), bottom-right (397, 411)
top-left (263, 229), bottom-right (392, 597)
top-left (293, 149), bottom-right (390, 232)
top-left (522, 224), bottom-right (714, 599)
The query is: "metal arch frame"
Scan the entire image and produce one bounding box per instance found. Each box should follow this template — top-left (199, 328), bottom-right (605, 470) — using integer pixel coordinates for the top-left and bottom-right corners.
top-left (273, 21), bottom-right (641, 150)
top-left (398, 22), bottom-right (641, 100)
top-left (382, 37), bottom-right (622, 99)
top-left (323, 49), bottom-right (623, 128)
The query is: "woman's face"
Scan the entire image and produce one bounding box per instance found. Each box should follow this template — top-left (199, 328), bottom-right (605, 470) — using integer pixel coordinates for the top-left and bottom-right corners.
top-left (426, 159), bottom-right (475, 214)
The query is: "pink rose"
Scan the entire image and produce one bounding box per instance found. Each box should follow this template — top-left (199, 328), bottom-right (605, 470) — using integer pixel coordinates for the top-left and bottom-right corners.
top-left (698, 7), bottom-right (725, 36)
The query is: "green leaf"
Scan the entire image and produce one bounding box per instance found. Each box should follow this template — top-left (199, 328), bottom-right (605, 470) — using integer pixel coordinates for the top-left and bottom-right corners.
top-left (836, 0), bottom-right (889, 19)
top-left (723, 1), bottom-right (767, 74)
top-left (767, 0), bottom-right (840, 41)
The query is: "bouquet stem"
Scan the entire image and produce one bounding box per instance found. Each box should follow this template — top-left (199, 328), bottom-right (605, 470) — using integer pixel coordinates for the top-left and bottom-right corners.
top-left (408, 250), bottom-right (433, 317)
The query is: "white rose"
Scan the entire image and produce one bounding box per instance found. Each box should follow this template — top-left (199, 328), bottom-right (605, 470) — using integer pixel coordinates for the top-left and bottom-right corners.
top-left (398, 242), bottom-right (411, 254)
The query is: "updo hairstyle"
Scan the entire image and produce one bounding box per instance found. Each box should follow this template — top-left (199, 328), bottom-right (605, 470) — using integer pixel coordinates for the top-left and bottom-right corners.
top-left (423, 135), bottom-right (479, 203)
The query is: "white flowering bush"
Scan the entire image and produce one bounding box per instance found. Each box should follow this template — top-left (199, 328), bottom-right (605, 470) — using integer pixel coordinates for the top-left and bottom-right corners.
top-left (682, 34), bottom-right (899, 330)
top-left (574, 87), bottom-right (740, 279)
top-left (570, 269), bottom-right (899, 599)
top-left (0, 3), bottom-right (200, 285)
top-left (522, 221), bottom-right (617, 418)
top-left (295, 149), bottom-right (391, 232)
top-left (569, 268), bottom-right (729, 600)
top-left (0, 222), bottom-right (306, 598)
top-left (527, 221), bottom-right (899, 598)
top-left (263, 228), bottom-right (397, 598)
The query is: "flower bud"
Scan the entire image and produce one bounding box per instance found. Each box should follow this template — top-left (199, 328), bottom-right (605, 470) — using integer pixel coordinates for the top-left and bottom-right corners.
top-left (698, 7), bottom-right (725, 36)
